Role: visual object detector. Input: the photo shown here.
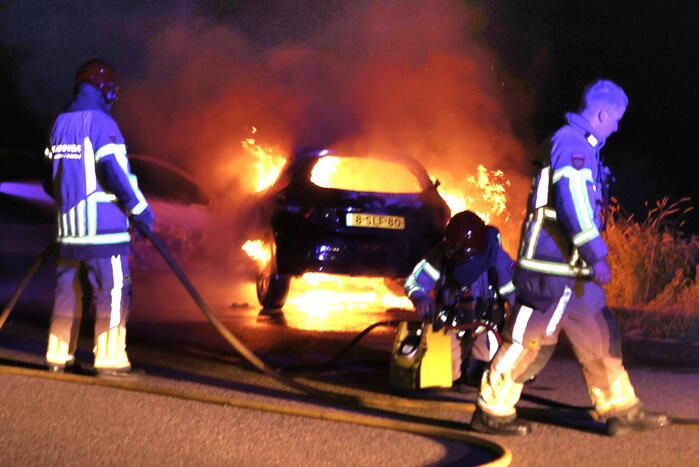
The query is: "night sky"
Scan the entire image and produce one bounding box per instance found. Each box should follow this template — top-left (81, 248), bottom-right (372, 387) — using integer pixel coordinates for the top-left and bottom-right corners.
top-left (479, 0), bottom-right (698, 231)
top-left (1, 0), bottom-right (697, 231)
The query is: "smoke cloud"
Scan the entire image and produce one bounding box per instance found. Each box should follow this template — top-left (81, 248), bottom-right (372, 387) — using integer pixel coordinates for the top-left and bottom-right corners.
top-left (3, 1), bottom-right (535, 308)
top-left (115, 1), bottom-right (531, 248)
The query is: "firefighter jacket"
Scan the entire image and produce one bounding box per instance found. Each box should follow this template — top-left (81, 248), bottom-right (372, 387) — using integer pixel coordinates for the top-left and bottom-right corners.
top-left (404, 226), bottom-right (516, 315)
top-left (515, 112), bottom-right (609, 302)
top-left (44, 85), bottom-right (149, 260)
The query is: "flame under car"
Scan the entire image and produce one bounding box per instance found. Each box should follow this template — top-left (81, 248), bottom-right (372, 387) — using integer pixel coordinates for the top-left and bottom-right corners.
top-left (254, 148), bottom-right (451, 309)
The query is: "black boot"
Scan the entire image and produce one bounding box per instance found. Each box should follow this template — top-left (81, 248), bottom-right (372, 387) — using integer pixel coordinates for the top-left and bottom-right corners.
top-left (470, 407), bottom-right (531, 436)
top-left (605, 405), bottom-right (670, 436)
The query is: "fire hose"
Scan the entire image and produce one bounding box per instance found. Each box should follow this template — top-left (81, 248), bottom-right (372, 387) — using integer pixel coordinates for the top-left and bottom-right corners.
top-left (281, 319), bottom-right (500, 374)
top-left (0, 230), bottom-right (512, 467)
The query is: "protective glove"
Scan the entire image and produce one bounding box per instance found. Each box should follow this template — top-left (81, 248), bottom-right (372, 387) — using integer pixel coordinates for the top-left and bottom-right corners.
top-left (592, 259), bottom-right (612, 285)
top-left (415, 297), bottom-right (438, 321)
top-left (130, 205), bottom-right (154, 239)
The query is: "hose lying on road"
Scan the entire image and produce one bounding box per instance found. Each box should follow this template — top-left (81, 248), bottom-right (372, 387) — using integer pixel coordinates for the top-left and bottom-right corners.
top-left (0, 232), bottom-right (511, 467)
top-left (280, 315), bottom-right (502, 375)
top-left (0, 362), bottom-right (511, 466)
top-left (279, 319), bottom-right (403, 374)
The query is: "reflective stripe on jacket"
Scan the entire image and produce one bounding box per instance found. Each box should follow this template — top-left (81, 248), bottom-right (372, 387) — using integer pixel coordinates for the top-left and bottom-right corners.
top-left (517, 112), bottom-right (608, 278)
top-left (404, 235), bottom-right (516, 307)
top-left (46, 105), bottom-right (148, 257)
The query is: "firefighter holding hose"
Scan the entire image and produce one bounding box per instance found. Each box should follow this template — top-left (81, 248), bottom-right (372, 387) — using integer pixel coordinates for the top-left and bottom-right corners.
top-left (402, 210), bottom-right (516, 388)
top-left (42, 59), bottom-right (154, 376)
top-left (470, 80), bottom-right (669, 436)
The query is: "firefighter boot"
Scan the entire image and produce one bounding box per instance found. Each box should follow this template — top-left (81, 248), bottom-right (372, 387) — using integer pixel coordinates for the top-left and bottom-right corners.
top-left (96, 365), bottom-right (145, 379)
top-left (470, 407), bottom-right (531, 436)
top-left (605, 405), bottom-right (670, 436)
top-left (47, 361), bottom-right (86, 374)
top-left (48, 363), bottom-right (66, 373)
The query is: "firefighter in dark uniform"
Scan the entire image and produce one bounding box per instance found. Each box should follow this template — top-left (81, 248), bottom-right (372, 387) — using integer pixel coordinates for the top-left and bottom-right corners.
top-left (43, 59), bottom-right (154, 376)
top-left (404, 211), bottom-right (516, 385)
top-left (470, 80), bottom-right (669, 436)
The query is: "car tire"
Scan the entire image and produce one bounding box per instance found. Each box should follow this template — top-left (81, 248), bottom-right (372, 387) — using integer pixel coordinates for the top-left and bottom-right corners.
top-left (256, 238), bottom-right (291, 310)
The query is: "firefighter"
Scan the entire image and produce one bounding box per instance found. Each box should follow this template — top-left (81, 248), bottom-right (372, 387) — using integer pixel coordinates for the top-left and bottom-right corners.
top-left (404, 210), bottom-right (516, 386)
top-left (43, 59), bottom-right (154, 376)
top-left (470, 80), bottom-right (669, 436)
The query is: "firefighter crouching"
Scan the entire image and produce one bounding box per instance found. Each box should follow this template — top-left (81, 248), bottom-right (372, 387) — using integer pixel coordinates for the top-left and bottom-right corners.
top-left (398, 211), bottom-right (516, 390)
top-left (43, 59), bottom-right (154, 376)
top-left (470, 80), bottom-right (670, 436)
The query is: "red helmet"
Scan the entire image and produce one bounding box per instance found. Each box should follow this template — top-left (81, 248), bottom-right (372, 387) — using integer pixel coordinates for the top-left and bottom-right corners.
top-left (444, 211), bottom-right (487, 259)
top-left (74, 59), bottom-right (120, 103)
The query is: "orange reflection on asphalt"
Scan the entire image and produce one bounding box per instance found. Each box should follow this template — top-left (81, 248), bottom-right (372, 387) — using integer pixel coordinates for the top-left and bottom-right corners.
top-left (280, 273), bottom-right (412, 332)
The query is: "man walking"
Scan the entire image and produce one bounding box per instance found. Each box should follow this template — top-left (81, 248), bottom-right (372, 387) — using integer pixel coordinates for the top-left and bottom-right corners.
top-left (470, 80), bottom-right (669, 436)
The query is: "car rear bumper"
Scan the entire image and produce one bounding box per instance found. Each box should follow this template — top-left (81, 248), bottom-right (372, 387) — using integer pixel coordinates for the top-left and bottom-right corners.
top-left (276, 233), bottom-right (428, 278)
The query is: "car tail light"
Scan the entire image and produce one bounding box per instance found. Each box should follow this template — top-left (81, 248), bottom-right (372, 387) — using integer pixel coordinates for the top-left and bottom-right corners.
top-left (277, 199), bottom-right (303, 213)
top-left (277, 198), bottom-right (315, 218)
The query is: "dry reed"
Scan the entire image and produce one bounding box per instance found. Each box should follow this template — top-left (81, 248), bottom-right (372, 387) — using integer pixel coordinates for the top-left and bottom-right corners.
top-left (605, 197), bottom-right (698, 340)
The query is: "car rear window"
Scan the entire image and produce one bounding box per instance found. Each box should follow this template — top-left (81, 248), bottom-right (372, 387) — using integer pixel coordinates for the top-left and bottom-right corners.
top-left (310, 156), bottom-right (423, 193)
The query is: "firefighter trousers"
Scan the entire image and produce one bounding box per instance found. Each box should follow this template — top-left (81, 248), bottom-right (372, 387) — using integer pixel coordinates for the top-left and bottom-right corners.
top-left (478, 280), bottom-right (640, 419)
top-left (451, 329), bottom-right (500, 381)
top-left (46, 255), bottom-right (132, 370)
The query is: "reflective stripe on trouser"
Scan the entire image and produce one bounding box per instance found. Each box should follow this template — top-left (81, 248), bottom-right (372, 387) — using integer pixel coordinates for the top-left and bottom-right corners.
top-left (477, 280), bottom-right (639, 417)
top-left (47, 258), bottom-right (85, 365)
top-left (589, 369), bottom-right (638, 418)
top-left (562, 282), bottom-right (639, 416)
top-left (46, 255), bottom-right (132, 370)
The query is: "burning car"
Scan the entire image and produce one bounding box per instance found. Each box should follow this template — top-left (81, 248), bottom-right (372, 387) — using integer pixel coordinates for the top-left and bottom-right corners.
top-left (250, 148), bottom-right (451, 309)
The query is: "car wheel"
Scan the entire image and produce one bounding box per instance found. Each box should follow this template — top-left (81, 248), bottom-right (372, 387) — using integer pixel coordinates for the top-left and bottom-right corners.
top-left (256, 238), bottom-right (291, 310)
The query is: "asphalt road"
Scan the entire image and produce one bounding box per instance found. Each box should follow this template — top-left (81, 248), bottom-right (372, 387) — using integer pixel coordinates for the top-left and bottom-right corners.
top-left (1, 267), bottom-right (698, 466)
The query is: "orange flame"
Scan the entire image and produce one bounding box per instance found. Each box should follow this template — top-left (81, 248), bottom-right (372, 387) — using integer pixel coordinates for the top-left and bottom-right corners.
top-left (309, 155), bottom-right (340, 188)
top-left (283, 274), bottom-right (412, 330)
top-left (288, 273), bottom-right (412, 310)
top-left (433, 164), bottom-right (510, 223)
top-left (310, 155), bottom-right (422, 193)
top-left (240, 127), bottom-right (287, 193)
top-left (241, 240), bottom-right (270, 268)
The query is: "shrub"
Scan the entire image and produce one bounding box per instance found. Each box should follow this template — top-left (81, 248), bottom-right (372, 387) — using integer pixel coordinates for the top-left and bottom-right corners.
top-left (604, 197), bottom-right (699, 340)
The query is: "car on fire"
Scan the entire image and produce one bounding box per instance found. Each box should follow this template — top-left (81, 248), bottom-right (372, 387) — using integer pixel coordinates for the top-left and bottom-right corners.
top-left (253, 148), bottom-right (451, 309)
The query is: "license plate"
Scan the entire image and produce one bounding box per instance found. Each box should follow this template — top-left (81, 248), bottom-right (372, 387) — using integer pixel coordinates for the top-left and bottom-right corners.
top-left (346, 213), bottom-right (405, 230)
